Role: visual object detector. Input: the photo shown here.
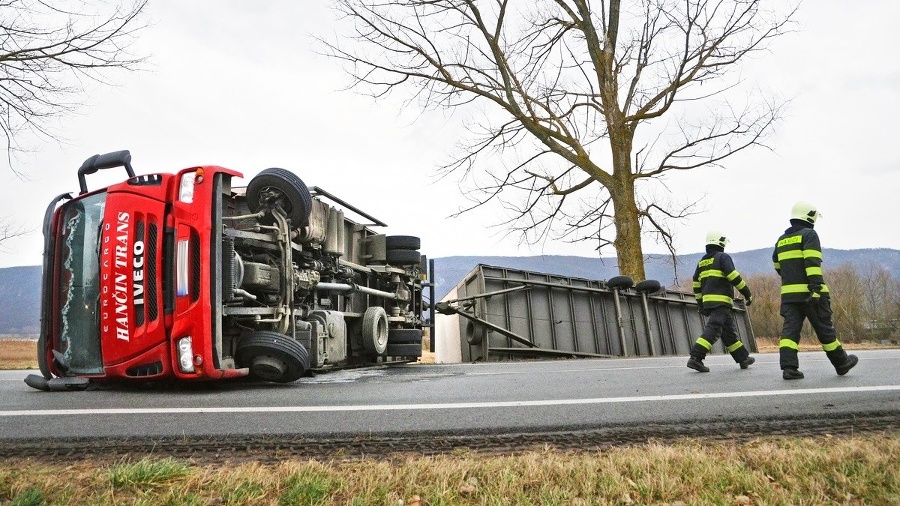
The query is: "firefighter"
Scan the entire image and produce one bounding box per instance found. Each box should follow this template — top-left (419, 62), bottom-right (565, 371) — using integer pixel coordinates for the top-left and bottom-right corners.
top-left (687, 230), bottom-right (756, 372)
top-left (773, 201), bottom-right (858, 380)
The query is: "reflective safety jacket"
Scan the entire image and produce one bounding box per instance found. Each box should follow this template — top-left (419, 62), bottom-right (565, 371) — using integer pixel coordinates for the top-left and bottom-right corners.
top-left (772, 223), bottom-right (829, 303)
top-left (692, 250), bottom-right (752, 308)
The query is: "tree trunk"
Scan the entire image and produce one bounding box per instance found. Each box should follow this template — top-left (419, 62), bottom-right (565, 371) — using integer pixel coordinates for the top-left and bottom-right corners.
top-left (608, 116), bottom-right (646, 282)
top-left (611, 181), bottom-right (646, 281)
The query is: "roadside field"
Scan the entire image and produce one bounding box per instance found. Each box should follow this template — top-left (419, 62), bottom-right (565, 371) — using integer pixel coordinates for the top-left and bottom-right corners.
top-left (0, 339), bottom-right (37, 370)
top-left (1, 436), bottom-right (897, 504)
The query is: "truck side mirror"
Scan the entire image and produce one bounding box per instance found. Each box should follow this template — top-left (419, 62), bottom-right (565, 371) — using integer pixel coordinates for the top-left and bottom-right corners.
top-left (77, 150), bottom-right (136, 194)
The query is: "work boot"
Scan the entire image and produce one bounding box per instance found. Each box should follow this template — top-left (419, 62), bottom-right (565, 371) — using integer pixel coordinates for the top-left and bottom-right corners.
top-left (687, 357), bottom-right (709, 373)
top-left (835, 354), bottom-right (859, 376)
top-left (739, 357), bottom-right (755, 369)
top-left (782, 368), bottom-right (804, 380)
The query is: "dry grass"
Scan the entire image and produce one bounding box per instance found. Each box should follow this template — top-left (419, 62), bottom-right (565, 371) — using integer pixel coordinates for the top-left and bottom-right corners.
top-left (0, 339), bottom-right (37, 370)
top-left (417, 334), bottom-right (435, 364)
top-left (1, 436), bottom-right (898, 505)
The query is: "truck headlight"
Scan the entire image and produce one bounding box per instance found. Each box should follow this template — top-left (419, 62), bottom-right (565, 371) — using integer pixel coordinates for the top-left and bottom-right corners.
top-left (179, 173), bottom-right (196, 203)
top-left (177, 336), bottom-right (195, 373)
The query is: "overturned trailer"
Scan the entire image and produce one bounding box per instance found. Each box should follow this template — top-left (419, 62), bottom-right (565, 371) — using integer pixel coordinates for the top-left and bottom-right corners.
top-left (434, 264), bottom-right (755, 363)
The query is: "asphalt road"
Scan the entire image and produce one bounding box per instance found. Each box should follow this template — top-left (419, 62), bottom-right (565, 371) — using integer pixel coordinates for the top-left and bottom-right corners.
top-left (1, 349), bottom-right (897, 444)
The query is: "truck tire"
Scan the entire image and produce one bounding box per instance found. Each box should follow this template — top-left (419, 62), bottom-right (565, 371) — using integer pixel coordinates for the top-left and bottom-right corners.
top-left (386, 249), bottom-right (420, 265)
top-left (607, 275), bottom-right (634, 290)
top-left (246, 168), bottom-right (313, 227)
top-left (385, 343), bottom-right (422, 358)
top-left (635, 279), bottom-right (661, 293)
top-left (362, 307), bottom-right (389, 355)
top-left (236, 331), bottom-right (309, 383)
top-left (386, 235), bottom-right (421, 250)
top-left (465, 321), bottom-right (485, 345)
top-left (388, 328), bottom-right (423, 344)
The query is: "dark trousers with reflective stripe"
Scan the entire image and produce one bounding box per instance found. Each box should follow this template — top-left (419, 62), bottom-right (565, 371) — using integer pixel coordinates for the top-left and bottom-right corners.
top-left (779, 299), bottom-right (848, 370)
top-left (690, 306), bottom-right (749, 363)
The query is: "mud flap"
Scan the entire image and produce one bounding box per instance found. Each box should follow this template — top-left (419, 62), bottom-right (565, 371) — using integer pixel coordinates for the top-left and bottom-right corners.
top-left (24, 374), bottom-right (91, 392)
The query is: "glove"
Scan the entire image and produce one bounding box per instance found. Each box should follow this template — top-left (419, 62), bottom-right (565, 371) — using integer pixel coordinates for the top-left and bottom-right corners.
top-left (803, 292), bottom-right (822, 306)
top-left (745, 294), bottom-right (753, 307)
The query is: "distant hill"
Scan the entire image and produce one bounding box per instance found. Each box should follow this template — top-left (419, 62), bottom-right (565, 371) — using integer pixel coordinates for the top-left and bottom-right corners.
top-left (2, 248), bottom-right (899, 334)
top-left (0, 265), bottom-right (42, 335)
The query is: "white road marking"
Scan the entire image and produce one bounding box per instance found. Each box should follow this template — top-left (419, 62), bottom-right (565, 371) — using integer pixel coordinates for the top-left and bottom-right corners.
top-left (2, 385), bottom-right (898, 417)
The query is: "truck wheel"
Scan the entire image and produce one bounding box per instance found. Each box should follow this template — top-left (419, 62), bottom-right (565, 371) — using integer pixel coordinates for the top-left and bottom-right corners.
top-left (362, 307), bottom-right (389, 355)
top-left (388, 328), bottom-right (423, 344)
top-left (386, 235), bottom-right (421, 250)
top-left (465, 321), bottom-right (485, 345)
top-left (246, 168), bottom-right (313, 227)
top-left (607, 275), bottom-right (634, 290)
top-left (386, 249), bottom-right (420, 265)
top-left (235, 331), bottom-right (309, 383)
top-left (635, 279), bottom-right (661, 293)
top-left (385, 343), bottom-right (422, 358)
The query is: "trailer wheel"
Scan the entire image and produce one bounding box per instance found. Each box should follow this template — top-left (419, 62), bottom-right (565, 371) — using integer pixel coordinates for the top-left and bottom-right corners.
top-left (386, 249), bottom-right (421, 265)
top-left (388, 328), bottom-right (423, 344)
top-left (246, 168), bottom-right (313, 227)
top-left (635, 279), bottom-right (661, 294)
top-left (386, 235), bottom-right (421, 250)
top-left (607, 275), bottom-right (634, 290)
top-left (385, 343), bottom-right (422, 358)
top-left (362, 307), bottom-right (389, 355)
top-left (236, 331), bottom-right (309, 383)
top-left (465, 321), bottom-right (486, 345)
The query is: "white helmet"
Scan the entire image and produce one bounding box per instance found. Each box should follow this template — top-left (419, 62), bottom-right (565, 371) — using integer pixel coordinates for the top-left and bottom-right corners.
top-left (705, 230), bottom-right (728, 248)
top-left (791, 201), bottom-right (820, 225)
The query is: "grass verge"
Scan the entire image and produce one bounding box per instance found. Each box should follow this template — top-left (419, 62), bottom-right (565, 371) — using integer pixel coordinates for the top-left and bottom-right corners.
top-left (0, 339), bottom-right (38, 370)
top-left (1, 436), bottom-right (897, 505)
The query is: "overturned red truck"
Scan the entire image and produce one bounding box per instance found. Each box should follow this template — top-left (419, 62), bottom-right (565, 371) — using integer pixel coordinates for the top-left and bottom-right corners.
top-left (25, 151), bottom-right (427, 391)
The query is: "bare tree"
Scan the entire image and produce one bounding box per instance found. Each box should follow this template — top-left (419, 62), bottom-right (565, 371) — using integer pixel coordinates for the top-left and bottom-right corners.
top-left (0, 0), bottom-right (148, 172)
top-left (859, 261), bottom-right (900, 340)
top-left (744, 271), bottom-right (780, 339)
top-left (321, 0), bottom-right (796, 280)
top-left (822, 264), bottom-right (867, 342)
top-left (0, 216), bottom-right (29, 251)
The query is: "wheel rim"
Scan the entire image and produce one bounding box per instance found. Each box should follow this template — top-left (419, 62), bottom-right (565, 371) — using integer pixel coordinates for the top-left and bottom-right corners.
top-left (236, 332), bottom-right (309, 383)
top-left (248, 355), bottom-right (288, 382)
top-left (260, 186), bottom-right (292, 214)
top-left (362, 307), bottom-right (389, 355)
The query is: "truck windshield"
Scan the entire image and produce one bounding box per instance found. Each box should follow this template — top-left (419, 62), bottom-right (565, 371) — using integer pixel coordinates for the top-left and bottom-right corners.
top-left (55, 192), bottom-right (106, 374)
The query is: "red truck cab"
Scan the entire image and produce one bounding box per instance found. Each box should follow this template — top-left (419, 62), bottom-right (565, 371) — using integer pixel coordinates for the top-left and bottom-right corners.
top-left (28, 151), bottom-right (427, 391)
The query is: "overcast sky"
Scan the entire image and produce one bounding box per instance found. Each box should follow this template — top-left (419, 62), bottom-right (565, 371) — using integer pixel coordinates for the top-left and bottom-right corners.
top-left (1, 0), bottom-right (898, 269)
